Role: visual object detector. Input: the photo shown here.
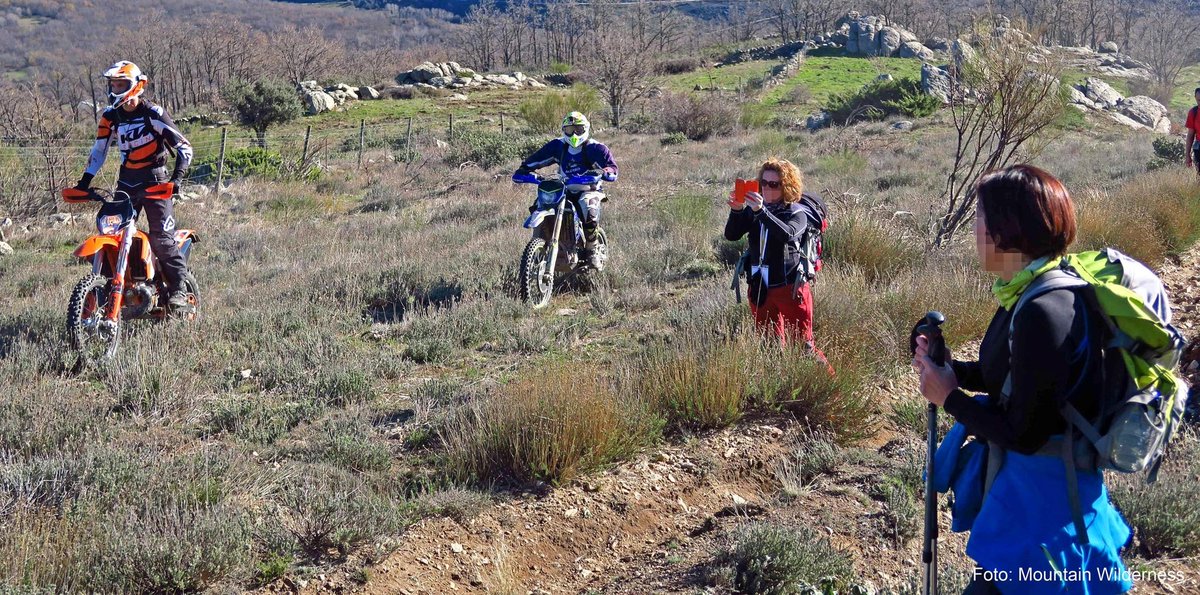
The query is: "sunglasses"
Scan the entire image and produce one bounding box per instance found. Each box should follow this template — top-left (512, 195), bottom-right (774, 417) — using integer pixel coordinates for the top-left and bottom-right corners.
top-left (759, 179), bottom-right (782, 189)
top-left (562, 124), bottom-right (586, 135)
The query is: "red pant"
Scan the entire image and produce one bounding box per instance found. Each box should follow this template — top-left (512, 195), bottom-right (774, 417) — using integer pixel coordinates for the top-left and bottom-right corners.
top-left (749, 283), bottom-right (832, 371)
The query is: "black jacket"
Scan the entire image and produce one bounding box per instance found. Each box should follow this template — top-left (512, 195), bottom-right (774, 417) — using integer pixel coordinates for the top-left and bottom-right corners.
top-left (724, 198), bottom-right (817, 291)
top-left (945, 287), bottom-right (1106, 455)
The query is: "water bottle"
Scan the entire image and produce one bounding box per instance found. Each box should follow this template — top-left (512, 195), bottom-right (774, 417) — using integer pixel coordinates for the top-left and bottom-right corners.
top-left (1107, 389), bottom-right (1167, 473)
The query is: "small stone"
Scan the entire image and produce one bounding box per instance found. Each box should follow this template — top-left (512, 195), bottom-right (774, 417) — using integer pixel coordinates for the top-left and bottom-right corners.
top-left (451, 543), bottom-right (464, 553)
top-left (730, 493), bottom-right (748, 505)
top-left (240, 369), bottom-right (252, 378)
top-left (417, 557), bottom-right (430, 565)
top-left (555, 308), bottom-right (578, 316)
top-left (564, 508), bottom-right (579, 518)
top-left (0, 241), bottom-right (12, 256)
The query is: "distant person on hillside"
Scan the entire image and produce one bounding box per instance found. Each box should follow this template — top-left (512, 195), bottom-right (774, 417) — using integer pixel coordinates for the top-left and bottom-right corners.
top-left (73, 60), bottom-right (195, 311)
top-left (512, 112), bottom-right (618, 270)
top-left (724, 158), bottom-right (830, 369)
top-left (1184, 87), bottom-right (1200, 174)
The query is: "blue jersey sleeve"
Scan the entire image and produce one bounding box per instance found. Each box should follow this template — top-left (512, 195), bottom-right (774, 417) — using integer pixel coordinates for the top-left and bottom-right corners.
top-left (515, 139), bottom-right (565, 175)
top-left (585, 142), bottom-right (618, 180)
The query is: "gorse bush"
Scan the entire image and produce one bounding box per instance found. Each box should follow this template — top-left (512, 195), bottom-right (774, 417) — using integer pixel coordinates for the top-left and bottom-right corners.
top-left (657, 91), bottom-right (740, 141)
top-left (444, 129), bottom-right (544, 170)
top-left (1147, 135), bottom-right (1184, 170)
top-left (516, 84), bottom-right (603, 133)
top-left (825, 77), bottom-right (938, 124)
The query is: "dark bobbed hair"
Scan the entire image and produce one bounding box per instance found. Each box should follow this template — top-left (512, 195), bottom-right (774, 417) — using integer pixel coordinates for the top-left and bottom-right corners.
top-left (974, 164), bottom-right (1076, 258)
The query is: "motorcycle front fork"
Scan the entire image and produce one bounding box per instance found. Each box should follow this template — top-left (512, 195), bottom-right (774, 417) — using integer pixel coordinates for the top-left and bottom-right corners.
top-left (543, 201), bottom-right (567, 281)
top-left (95, 227), bottom-right (137, 323)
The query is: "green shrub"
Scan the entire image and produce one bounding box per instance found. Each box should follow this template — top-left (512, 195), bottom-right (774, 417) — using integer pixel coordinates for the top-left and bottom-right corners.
top-left (662, 131), bottom-right (688, 145)
top-left (657, 56), bottom-right (702, 75)
top-left (825, 78), bottom-right (936, 125)
top-left (709, 522), bottom-right (854, 594)
top-left (444, 129), bottom-right (544, 170)
top-left (191, 147), bottom-right (319, 182)
top-left (1147, 136), bottom-right (1185, 170)
top-left (516, 84), bottom-right (603, 133)
top-left (658, 91), bottom-right (740, 141)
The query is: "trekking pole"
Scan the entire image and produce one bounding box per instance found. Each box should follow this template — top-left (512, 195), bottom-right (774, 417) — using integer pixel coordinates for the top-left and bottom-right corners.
top-left (916, 311), bottom-right (946, 595)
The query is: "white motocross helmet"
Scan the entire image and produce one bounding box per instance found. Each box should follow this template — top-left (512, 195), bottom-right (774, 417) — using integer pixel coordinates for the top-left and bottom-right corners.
top-left (561, 112), bottom-right (590, 148)
top-left (103, 60), bottom-right (148, 109)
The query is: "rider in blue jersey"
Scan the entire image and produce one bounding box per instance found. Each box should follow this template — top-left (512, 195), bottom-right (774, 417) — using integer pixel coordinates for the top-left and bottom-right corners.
top-left (513, 112), bottom-right (618, 269)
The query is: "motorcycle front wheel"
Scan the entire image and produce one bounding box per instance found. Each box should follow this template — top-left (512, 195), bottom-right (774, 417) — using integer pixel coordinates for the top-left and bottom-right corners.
top-left (520, 237), bottom-right (554, 309)
top-left (67, 273), bottom-right (120, 362)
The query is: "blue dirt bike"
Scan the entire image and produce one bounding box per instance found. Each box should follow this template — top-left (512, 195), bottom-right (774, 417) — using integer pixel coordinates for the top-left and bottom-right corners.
top-left (513, 173), bottom-right (608, 309)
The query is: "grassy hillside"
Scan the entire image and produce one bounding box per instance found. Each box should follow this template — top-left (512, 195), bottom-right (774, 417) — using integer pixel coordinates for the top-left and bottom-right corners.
top-left (2, 47), bottom-right (1200, 593)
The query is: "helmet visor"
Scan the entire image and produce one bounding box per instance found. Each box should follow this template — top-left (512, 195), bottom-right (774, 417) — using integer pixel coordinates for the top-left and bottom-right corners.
top-left (562, 124), bottom-right (587, 136)
top-left (108, 79), bottom-right (132, 95)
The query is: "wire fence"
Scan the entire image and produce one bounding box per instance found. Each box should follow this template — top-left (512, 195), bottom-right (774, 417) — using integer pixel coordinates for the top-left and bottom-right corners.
top-left (0, 113), bottom-right (524, 219)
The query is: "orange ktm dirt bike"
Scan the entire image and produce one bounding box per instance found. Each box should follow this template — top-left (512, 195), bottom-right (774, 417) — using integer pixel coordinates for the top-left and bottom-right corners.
top-left (60, 186), bottom-right (200, 360)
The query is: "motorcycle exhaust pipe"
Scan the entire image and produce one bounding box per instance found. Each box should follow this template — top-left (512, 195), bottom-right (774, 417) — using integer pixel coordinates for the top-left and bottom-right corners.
top-left (121, 283), bottom-right (156, 319)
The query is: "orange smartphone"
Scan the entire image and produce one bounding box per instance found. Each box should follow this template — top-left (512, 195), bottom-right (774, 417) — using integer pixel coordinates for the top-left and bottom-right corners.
top-left (733, 178), bottom-right (758, 205)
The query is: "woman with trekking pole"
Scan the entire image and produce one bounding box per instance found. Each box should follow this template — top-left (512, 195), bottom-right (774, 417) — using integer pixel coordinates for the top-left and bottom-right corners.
top-left (912, 165), bottom-right (1134, 594)
top-left (724, 158), bottom-right (831, 370)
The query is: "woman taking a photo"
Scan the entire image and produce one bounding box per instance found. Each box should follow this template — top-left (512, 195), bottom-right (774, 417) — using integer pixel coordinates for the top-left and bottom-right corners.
top-left (913, 164), bottom-right (1132, 594)
top-left (724, 158), bottom-right (828, 366)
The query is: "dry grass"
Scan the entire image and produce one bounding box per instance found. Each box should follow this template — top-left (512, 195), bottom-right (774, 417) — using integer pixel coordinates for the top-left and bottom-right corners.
top-left (1075, 167), bottom-right (1200, 266)
top-left (0, 107), bottom-right (1196, 591)
top-left (441, 366), bottom-right (663, 485)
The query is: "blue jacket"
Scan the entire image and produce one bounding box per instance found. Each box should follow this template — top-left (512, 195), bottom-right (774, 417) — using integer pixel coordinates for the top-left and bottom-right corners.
top-left (514, 138), bottom-right (618, 180)
top-left (934, 421), bottom-right (1132, 594)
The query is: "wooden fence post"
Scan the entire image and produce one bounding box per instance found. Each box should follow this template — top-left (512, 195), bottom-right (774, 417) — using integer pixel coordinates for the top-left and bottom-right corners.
top-left (358, 119), bottom-right (366, 168)
top-left (215, 127), bottom-right (227, 200)
top-left (406, 117), bottom-right (414, 163)
top-left (301, 125), bottom-right (312, 163)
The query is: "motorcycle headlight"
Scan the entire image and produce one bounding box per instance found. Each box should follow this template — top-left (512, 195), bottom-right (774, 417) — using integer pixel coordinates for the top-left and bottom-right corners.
top-left (98, 214), bottom-right (124, 235)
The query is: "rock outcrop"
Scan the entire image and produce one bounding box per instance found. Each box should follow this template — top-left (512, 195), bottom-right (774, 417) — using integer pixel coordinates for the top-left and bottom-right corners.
top-left (396, 61), bottom-right (544, 90)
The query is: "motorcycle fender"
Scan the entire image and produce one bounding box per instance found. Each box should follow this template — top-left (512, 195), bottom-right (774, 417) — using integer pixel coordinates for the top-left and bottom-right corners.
top-left (174, 229), bottom-right (199, 245)
top-left (74, 235), bottom-right (119, 259)
top-left (524, 209), bottom-right (553, 230)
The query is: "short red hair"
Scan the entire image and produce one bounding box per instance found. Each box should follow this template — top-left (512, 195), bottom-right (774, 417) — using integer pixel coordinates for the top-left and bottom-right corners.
top-left (759, 158), bottom-right (805, 204)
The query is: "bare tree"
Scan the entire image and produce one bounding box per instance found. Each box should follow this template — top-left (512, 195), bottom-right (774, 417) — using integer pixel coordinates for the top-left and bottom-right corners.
top-left (577, 11), bottom-right (658, 129)
top-left (1130, 0), bottom-right (1200, 103)
top-left (933, 25), bottom-right (1067, 248)
top-left (270, 26), bottom-right (344, 86)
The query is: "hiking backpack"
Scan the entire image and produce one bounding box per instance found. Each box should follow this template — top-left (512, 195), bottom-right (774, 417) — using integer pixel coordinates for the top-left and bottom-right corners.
top-left (1002, 248), bottom-right (1188, 543)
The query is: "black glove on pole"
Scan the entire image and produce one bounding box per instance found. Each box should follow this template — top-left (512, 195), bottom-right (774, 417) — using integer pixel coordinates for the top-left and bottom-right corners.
top-left (911, 311), bottom-right (946, 595)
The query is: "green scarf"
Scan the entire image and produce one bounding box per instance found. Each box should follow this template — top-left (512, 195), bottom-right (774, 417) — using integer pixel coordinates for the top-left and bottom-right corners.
top-left (991, 255), bottom-right (1062, 310)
